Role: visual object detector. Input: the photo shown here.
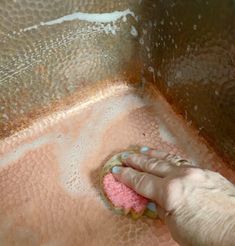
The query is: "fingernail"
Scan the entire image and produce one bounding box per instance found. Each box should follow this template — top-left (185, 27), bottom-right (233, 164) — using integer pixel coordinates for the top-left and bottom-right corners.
top-left (147, 202), bottom-right (157, 212)
top-left (121, 152), bottom-right (130, 160)
top-left (140, 146), bottom-right (150, 153)
top-left (111, 166), bottom-right (122, 174)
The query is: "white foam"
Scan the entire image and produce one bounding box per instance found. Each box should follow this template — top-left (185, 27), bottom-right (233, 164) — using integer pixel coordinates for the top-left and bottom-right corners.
top-left (0, 134), bottom-right (52, 167)
top-left (0, 84), bottom-right (222, 197)
top-left (23, 9), bottom-right (136, 32)
top-left (158, 120), bottom-right (176, 144)
top-left (130, 26), bottom-right (138, 37)
top-left (57, 93), bottom-right (146, 195)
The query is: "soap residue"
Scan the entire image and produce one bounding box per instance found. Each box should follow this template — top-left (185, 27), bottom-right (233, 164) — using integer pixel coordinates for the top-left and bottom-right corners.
top-left (23, 8), bottom-right (136, 32)
top-left (158, 120), bottom-right (176, 144)
top-left (130, 26), bottom-right (138, 37)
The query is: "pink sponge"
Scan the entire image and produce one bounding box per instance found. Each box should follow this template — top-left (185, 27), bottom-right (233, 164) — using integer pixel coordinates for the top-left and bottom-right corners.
top-left (103, 173), bottom-right (148, 213)
top-left (100, 150), bottom-right (157, 219)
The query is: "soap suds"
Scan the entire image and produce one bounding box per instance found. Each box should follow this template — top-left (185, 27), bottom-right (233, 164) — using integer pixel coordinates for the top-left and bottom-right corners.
top-left (0, 134), bottom-right (52, 167)
top-left (56, 92), bottom-right (146, 194)
top-left (23, 9), bottom-right (136, 32)
top-left (130, 26), bottom-right (138, 37)
top-left (158, 120), bottom-right (176, 144)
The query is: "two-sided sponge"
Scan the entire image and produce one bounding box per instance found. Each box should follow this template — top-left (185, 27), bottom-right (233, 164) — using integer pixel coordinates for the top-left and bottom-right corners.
top-left (100, 150), bottom-right (157, 219)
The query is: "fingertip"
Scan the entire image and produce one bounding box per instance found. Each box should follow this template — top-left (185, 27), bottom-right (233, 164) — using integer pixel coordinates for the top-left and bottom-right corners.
top-left (147, 202), bottom-right (157, 213)
top-left (111, 166), bottom-right (122, 174)
top-left (121, 152), bottom-right (130, 161)
top-left (140, 146), bottom-right (150, 154)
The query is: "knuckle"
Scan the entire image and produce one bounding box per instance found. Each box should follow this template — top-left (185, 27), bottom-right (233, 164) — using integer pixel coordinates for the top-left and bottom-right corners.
top-left (121, 167), bottom-right (132, 179)
top-left (132, 173), bottom-right (146, 190)
top-left (131, 154), bottom-right (148, 167)
top-left (205, 170), bottom-right (232, 185)
top-left (205, 169), bottom-right (221, 179)
top-left (165, 179), bottom-right (181, 194)
top-left (138, 155), bottom-right (149, 166)
top-left (144, 158), bottom-right (155, 168)
top-left (145, 158), bottom-right (163, 170)
top-left (131, 154), bottom-right (141, 163)
top-left (124, 166), bottom-right (132, 173)
top-left (182, 167), bottom-right (205, 178)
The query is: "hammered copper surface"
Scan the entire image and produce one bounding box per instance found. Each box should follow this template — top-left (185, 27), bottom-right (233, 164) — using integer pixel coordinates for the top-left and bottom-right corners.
top-left (1, 85), bottom-right (235, 246)
top-left (0, 0), bottom-right (235, 245)
top-left (1, 0), bottom-right (235, 163)
top-left (150, 0), bottom-right (235, 165)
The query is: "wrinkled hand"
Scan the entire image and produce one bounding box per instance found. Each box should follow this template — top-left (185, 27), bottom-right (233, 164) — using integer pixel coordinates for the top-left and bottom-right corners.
top-left (112, 147), bottom-right (235, 246)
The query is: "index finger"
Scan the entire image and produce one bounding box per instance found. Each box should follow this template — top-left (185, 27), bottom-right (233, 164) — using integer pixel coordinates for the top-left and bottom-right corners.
top-left (122, 153), bottom-right (180, 178)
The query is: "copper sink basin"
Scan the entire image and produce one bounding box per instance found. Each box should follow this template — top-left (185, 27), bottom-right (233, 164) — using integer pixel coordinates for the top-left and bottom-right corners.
top-left (0, 1), bottom-right (234, 245)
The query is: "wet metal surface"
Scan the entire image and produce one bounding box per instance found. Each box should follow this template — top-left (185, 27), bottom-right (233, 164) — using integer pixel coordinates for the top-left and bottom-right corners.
top-left (1, 0), bottom-right (235, 164)
top-left (0, 0), bottom-right (235, 245)
top-left (1, 85), bottom-right (235, 245)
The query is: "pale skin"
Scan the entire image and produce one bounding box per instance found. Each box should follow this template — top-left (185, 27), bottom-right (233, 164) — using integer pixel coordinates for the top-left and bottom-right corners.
top-left (112, 147), bottom-right (235, 246)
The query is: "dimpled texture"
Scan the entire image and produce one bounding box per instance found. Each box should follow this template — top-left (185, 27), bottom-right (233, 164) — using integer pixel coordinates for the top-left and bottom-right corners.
top-left (1, 1), bottom-right (235, 166)
top-left (0, 0), bottom-right (235, 245)
top-left (1, 86), bottom-right (235, 246)
top-left (150, 0), bottom-right (235, 165)
top-left (0, 0), bottom-right (142, 139)
top-left (103, 173), bottom-right (148, 213)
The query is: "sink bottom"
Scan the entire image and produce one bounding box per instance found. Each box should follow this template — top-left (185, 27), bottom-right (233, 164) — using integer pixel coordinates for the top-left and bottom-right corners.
top-left (0, 83), bottom-right (234, 246)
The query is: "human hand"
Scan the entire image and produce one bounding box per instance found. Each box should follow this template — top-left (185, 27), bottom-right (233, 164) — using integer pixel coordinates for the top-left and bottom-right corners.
top-left (111, 147), bottom-right (235, 246)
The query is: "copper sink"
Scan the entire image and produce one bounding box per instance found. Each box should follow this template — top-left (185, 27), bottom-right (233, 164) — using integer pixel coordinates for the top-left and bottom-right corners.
top-left (0, 1), bottom-right (234, 245)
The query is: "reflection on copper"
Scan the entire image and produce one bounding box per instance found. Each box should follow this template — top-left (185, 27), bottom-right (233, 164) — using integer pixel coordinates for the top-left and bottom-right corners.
top-left (0, 1), bottom-right (234, 244)
top-left (1, 83), bottom-right (234, 245)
